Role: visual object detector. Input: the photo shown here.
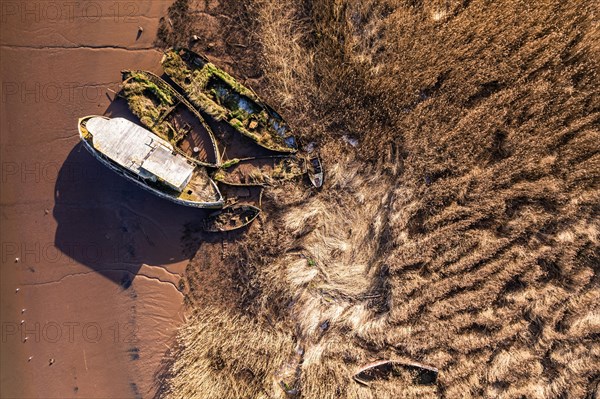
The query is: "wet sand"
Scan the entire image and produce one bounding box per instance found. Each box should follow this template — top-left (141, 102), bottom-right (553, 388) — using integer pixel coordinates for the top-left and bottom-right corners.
top-left (1, 1), bottom-right (194, 397)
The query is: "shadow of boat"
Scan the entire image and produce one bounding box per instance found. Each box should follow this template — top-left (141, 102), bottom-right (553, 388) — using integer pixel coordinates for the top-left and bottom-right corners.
top-left (53, 141), bottom-right (209, 287)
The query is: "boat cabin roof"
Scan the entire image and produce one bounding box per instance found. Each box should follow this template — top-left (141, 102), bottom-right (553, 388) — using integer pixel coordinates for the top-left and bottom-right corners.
top-left (86, 117), bottom-right (194, 191)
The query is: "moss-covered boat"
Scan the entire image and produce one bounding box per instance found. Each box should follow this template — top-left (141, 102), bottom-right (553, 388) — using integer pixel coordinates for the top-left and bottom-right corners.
top-left (212, 156), bottom-right (304, 186)
top-left (121, 70), bottom-right (221, 167)
top-left (203, 204), bottom-right (260, 232)
top-left (78, 115), bottom-right (223, 208)
top-left (161, 48), bottom-right (297, 153)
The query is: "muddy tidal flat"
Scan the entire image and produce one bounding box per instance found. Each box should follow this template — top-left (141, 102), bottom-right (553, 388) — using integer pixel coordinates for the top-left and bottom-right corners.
top-left (1, 2), bottom-right (189, 398)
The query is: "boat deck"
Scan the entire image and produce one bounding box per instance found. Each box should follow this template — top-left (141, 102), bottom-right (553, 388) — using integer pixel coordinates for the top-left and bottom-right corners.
top-left (182, 168), bottom-right (221, 203)
top-left (86, 117), bottom-right (194, 191)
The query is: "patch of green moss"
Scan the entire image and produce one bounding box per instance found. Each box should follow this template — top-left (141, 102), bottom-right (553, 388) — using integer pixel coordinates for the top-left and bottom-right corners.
top-left (221, 158), bottom-right (240, 169)
top-left (79, 123), bottom-right (92, 140)
top-left (230, 118), bottom-right (244, 130)
top-left (212, 170), bottom-right (226, 181)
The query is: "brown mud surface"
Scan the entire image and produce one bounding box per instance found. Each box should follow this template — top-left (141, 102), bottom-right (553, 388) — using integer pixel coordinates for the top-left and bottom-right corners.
top-left (1, 2), bottom-right (194, 398)
top-left (156, 1), bottom-right (599, 399)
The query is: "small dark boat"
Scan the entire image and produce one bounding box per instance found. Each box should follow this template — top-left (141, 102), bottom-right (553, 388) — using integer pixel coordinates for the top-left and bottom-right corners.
top-left (353, 360), bottom-right (438, 387)
top-left (161, 48), bottom-right (297, 153)
top-left (121, 70), bottom-right (221, 167)
top-left (307, 155), bottom-right (324, 188)
top-left (78, 116), bottom-right (223, 208)
top-left (203, 204), bottom-right (260, 232)
top-left (212, 156), bottom-right (304, 186)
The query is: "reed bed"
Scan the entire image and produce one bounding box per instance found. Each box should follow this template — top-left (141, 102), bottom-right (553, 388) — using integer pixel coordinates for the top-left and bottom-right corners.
top-left (157, 0), bottom-right (599, 397)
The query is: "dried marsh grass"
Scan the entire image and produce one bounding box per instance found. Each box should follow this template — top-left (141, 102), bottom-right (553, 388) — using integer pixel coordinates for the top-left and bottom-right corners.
top-left (157, 0), bottom-right (599, 398)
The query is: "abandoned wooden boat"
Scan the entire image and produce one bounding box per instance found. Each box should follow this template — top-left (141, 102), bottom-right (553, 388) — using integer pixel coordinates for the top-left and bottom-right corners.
top-left (212, 156), bottom-right (304, 186)
top-left (78, 115), bottom-right (224, 208)
top-left (353, 359), bottom-right (438, 387)
top-left (121, 70), bottom-right (221, 167)
top-left (203, 204), bottom-right (260, 232)
top-left (161, 48), bottom-right (297, 153)
top-left (307, 155), bottom-right (324, 188)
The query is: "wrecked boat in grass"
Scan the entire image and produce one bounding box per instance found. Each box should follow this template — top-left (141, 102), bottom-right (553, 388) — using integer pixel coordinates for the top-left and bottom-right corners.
top-left (307, 155), bottom-right (324, 188)
top-left (203, 204), bottom-right (260, 232)
top-left (121, 70), bottom-right (221, 167)
top-left (353, 360), bottom-right (438, 387)
top-left (161, 48), bottom-right (298, 153)
top-left (212, 156), bottom-right (304, 186)
top-left (78, 115), bottom-right (224, 208)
